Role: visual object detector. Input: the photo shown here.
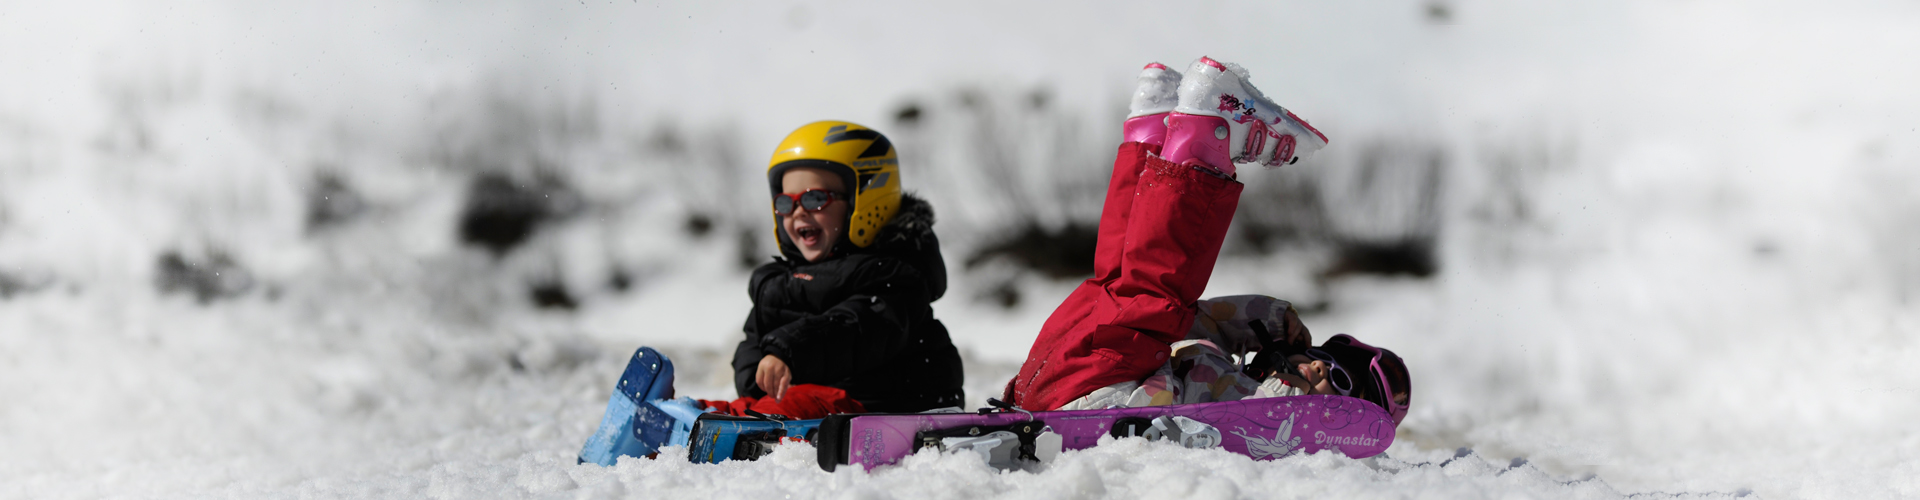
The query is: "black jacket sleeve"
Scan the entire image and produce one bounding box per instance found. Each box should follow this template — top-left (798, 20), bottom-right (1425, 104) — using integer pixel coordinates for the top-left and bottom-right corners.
top-left (741, 257), bottom-right (931, 394)
top-left (732, 316), bottom-right (770, 399)
top-left (734, 265), bottom-right (789, 398)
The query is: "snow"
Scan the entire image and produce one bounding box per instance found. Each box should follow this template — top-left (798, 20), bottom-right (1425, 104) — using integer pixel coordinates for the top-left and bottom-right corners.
top-left (4, 0), bottom-right (1919, 498)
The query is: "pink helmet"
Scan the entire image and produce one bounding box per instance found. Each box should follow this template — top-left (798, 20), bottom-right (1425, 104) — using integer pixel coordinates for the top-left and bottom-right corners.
top-left (1312, 334), bottom-right (1412, 425)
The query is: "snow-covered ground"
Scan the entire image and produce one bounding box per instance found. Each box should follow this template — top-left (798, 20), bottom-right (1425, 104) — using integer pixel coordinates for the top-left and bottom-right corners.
top-left (4, 0), bottom-right (1919, 498)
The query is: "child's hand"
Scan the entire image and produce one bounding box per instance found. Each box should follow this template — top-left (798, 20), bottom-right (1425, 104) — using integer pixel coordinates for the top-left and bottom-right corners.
top-left (756, 355), bottom-right (791, 401)
top-left (1277, 304), bottom-right (1313, 353)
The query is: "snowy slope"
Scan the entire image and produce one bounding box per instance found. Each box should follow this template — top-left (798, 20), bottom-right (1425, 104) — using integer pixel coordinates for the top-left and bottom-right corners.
top-left (3, 0), bottom-right (1919, 498)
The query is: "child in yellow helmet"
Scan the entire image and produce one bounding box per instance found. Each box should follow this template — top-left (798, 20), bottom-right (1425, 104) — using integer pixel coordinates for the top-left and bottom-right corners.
top-left (579, 122), bottom-right (960, 468)
top-left (708, 121), bottom-right (964, 416)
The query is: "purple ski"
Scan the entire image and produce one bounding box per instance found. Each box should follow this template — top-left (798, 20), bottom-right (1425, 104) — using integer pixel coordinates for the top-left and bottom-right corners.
top-left (816, 395), bottom-right (1394, 471)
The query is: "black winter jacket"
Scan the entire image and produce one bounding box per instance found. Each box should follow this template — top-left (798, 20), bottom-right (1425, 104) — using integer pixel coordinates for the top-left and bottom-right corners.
top-left (732, 193), bottom-right (965, 412)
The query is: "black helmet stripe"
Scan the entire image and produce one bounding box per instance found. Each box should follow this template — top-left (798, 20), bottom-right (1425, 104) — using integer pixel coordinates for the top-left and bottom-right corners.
top-left (856, 135), bottom-right (893, 158)
top-left (824, 128), bottom-right (881, 144)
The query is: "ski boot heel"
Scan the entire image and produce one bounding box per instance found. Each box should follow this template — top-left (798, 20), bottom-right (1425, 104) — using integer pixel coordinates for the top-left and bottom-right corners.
top-left (619, 346), bottom-right (676, 402)
top-left (578, 346), bottom-right (678, 466)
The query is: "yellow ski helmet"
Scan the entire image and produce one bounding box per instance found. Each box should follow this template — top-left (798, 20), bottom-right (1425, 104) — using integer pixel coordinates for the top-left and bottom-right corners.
top-left (766, 120), bottom-right (902, 250)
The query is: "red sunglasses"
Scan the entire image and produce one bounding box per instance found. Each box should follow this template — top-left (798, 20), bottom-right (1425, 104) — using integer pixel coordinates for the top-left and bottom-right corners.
top-left (772, 189), bottom-right (843, 215)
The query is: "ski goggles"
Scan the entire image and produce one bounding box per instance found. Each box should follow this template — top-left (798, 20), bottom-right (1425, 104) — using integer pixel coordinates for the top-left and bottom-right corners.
top-left (772, 189), bottom-right (843, 215)
top-left (1303, 348), bottom-right (1357, 397)
top-left (1324, 334), bottom-right (1411, 426)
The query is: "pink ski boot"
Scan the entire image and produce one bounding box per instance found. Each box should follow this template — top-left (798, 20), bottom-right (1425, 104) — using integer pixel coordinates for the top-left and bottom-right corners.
top-left (1123, 62), bottom-right (1183, 146)
top-left (1162, 56), bottom-right (1329, 176)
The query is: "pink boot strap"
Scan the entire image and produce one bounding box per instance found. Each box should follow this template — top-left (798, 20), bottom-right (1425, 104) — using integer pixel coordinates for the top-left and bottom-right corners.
top-left (1161, 113), bottom-right (1235, 176)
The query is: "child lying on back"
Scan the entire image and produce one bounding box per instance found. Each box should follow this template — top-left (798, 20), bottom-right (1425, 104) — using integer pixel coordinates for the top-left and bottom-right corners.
top-left (1004, 58), bottom-right (1410, 424)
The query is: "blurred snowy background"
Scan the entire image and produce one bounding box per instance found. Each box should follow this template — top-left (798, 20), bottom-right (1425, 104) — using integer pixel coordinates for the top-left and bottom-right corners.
top-left (3, 0), bottom-right (1918, 498)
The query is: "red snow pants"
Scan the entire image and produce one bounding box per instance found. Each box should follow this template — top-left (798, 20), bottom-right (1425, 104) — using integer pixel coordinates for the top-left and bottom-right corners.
top-left (1004, 142), bottom-right (1243, 412)
top-left (698, 384), bottom-right (866, 420)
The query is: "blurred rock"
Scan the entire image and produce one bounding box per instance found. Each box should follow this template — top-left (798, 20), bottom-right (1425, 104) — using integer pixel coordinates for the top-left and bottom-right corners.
top-left (305, 171), bottom-right (365, 233)
top-left (1425, 1), bottom-right (1453, 24)
top-left (964, 222), bottom-right (1098, 280)
top-left (153, 249), bottom-right (254, 303)
top-left (979, 281), bottom-right (1022, 309)
top-left (456, 172), bottom-right (582, 257)
top-left (526, 281), bottom-right (577, 310)
top-left (1322, 239), bottom-right (1438, 279)
top-left (682, 213), bottom-right (713, 237)
top-left (0, 269), bottom-right (53, 299)
top-left (606, 268), bottom-right (632, 292)
top-left (893, 102), bottom-right (923, 128)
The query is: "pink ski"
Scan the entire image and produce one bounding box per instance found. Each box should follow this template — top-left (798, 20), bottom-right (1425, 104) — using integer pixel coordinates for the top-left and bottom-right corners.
top-left (816, 395), bottom-right (1395, 471)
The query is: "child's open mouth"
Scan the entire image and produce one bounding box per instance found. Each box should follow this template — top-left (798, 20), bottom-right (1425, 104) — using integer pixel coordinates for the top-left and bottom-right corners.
top-left (793, 225), bottom-right (823, 246)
